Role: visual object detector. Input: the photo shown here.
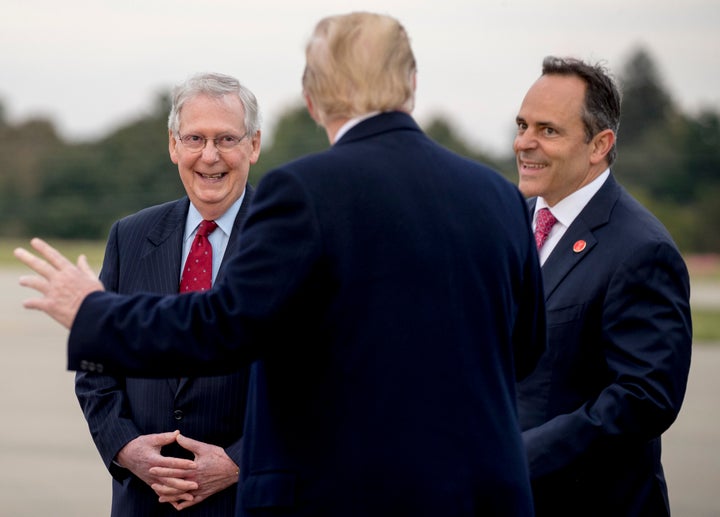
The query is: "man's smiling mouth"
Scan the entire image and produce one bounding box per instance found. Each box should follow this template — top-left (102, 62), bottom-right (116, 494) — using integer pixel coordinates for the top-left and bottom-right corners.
top-left (519, 160), bottom-right (546, 170)
top-left (198, 172), bottom-right (227, 179)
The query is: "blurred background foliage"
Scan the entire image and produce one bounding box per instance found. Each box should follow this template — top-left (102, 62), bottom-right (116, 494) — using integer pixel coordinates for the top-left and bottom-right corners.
top-left (1, 47), bottom-right (719, 253)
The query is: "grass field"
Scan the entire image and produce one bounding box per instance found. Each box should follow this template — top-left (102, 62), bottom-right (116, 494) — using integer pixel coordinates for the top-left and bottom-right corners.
top-left (4, 238), bottom-right (719, 340)
top-left (1, 238), bottom-right (106, 269)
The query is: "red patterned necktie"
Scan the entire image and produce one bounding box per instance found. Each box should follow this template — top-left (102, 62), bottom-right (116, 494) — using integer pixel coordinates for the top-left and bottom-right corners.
top-left (534, 208), bottom-right (557, 250)
top-left (179, 220), bottom-right (218, 292)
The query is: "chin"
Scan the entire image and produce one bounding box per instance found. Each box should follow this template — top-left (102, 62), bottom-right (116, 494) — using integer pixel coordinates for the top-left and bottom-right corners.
top-left (517, 184), bottom-right (535, 200)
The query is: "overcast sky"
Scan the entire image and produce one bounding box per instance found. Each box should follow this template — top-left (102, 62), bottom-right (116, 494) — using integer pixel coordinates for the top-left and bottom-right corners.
top-left (2, 0), bottom-right (719, 155)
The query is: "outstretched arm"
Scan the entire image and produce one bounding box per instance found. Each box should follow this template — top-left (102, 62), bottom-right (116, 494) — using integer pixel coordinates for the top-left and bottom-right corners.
top-left (16, 170), bottom-right (321, 377)
top-left (15, 238), bottom-right (103, 329)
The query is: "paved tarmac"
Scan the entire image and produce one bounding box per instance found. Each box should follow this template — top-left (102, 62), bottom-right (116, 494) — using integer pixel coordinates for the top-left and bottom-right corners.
top-left (1, 269), bottom-right (718, 516)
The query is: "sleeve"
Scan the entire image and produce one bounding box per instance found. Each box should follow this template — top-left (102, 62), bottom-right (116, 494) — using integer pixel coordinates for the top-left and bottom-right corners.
top-left (512, 193), bottom-right (546, 382)
top-left (67, 168), bottom-right (322, 377)
top-left (224, 438), bottom-right (244, 466)
top-left (523, 240), bottom-right (692, 478)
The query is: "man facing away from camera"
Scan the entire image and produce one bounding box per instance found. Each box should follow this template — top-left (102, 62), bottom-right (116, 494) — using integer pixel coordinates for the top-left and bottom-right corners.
top-left (17, 12), bottom-right (545, 516)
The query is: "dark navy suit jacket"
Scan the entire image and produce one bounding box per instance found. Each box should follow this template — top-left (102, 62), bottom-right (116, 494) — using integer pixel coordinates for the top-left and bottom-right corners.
top-left (75, 186), bottom-right (254, 517)
top-left (517, 175), bottom-right (692, 516)
top-left (68, 112), bottom-right (546, 516)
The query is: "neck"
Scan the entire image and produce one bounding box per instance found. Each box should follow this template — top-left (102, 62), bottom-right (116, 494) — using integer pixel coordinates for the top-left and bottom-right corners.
top-left (325, 117), bottom-right (350, 144)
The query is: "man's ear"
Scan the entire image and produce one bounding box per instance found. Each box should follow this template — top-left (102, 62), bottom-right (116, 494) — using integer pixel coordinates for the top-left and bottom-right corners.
top-left (304, 93), bottom-right (321, 124)
top-left (248, 130), bottom-right (262, 165)
top-left (590, 129), bottom-right (615, 165)
top-left (168, 129), bottom-right (179, 165)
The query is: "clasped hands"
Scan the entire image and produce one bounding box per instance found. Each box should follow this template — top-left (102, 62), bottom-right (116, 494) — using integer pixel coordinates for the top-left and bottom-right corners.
top-left (117, 430), bottom-right (240, 511)
top-left (13, 241), bottom-right (241, 510)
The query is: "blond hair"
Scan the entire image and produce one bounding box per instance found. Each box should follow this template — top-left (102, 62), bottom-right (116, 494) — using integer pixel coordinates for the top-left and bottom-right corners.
top-left (302, 12), bottom-right (416, 125)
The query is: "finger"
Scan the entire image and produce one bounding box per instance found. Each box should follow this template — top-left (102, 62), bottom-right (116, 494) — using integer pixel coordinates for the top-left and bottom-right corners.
top-left (152, 484), bottom-right (186, 496)
top-left (173, 495), bottom-right (203, 510)
top-left (77, 254), bottom-right (97, 277)
top-left (170, 500), bottom-right (190, 510)
top-left (153, 487), bottom-right (182, 497)
top-left (176, 433), bottom-right (202, 452)
top-left (152, 478), bottom-right (199, 492)
top-left (21, 298), bottom-right (52, 312)
top-left (159, 493), bottom-right (194, 505)
top-left (30, 238), bottom-right (76, 271)
top-left (14, 248), bottom-right (56, 279)
top-left (149, 467), bottom-right (196, 479)
top-left (156, 489), bottom-right (194, 502)
top-left (18, 274), bottom-right (49, 294)
top-left (149, 457), bottom-right (196, 471)
top-left (152, 430), bottom-right (181, 447)
top-left (17, 275), bottom-right (53, 311)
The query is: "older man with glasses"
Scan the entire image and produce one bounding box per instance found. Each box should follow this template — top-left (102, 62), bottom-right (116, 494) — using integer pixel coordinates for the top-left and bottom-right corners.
top-left (74, 72), bottom-right (261, 516)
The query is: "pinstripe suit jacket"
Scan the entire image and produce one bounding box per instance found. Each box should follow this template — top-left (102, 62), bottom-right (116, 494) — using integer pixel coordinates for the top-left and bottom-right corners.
top-left (75, 186), bottom-right (254, 517)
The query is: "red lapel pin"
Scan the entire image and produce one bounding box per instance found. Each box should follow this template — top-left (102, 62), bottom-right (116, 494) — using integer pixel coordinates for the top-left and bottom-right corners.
top-left (573, 240), bottom-right (587, 253)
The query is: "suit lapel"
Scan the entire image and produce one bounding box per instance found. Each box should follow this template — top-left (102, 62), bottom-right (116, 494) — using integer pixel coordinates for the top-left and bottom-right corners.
top-left (139, 199), bottom-right (188, 393)
top-left (541, 220), bottom-right (598, 299)
top-left (539, 175), bottom-right (621, 299)
top-left (141, 199), bottom-right (189, 293)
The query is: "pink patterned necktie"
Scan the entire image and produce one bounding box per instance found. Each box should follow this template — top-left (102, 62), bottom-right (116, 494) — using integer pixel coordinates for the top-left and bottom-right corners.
top-left (179, 220), bottom-right (218, 292)
top-left (534, 208), bottom-right (557, 250)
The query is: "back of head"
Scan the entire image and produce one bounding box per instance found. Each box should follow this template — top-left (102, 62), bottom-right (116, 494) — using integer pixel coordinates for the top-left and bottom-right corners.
top-left (168, 72), bottom-right (262, 136)
top-left (302, 12), bottom-right (417, 125)
top-left (541, 56), bottom-right (622, 166)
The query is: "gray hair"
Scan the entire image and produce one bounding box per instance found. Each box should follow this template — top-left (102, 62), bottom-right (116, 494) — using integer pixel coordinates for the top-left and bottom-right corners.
top-left (167, 72), bottom-right (261, 136)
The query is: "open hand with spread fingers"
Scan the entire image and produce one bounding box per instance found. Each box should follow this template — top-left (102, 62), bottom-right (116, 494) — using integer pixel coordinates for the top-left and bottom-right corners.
top-left (14, 237), bottom-right (104, 329)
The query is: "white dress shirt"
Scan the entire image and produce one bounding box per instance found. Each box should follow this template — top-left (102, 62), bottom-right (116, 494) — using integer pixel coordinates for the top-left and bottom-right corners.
top-left (533, 169), bottom-right (610, 265)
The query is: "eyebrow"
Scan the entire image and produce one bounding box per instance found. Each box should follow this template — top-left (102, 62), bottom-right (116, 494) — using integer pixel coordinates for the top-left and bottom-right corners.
top-left (517, 116), bottom-right (556, 128)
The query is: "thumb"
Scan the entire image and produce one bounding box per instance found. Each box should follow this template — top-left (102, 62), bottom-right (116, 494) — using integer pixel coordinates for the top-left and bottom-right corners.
top-left (77, 254), bottom-right (97, 278)
top-left (153, 430), bottom-right (181, 446)
top-left (176, 433), bottom-right (203, 453)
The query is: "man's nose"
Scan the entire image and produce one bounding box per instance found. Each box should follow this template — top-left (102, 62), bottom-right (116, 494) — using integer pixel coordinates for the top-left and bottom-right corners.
top-left (201, 140), bottom-right (221, 161)
top-left (514, 130), bottom-right (536, 152)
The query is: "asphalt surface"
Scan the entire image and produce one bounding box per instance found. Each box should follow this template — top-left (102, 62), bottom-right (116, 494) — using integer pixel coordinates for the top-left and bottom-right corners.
top-left (1, 269), bottom-right (718, 516)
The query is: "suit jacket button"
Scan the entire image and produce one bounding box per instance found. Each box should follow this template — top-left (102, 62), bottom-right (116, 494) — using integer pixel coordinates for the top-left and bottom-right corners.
top-left (174, 409), bottom-right (184, 421)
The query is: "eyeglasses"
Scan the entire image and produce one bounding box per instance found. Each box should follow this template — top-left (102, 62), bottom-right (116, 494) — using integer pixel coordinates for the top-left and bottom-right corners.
top-left (176, 132), bottom-right (249, 153)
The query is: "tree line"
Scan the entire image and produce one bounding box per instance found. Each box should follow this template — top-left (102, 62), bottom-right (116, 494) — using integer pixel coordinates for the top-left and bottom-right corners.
top-left (1, 47), bottom-right (718, 252)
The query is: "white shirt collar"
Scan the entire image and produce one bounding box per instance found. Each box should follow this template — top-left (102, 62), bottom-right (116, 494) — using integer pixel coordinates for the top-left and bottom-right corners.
top-left (534, 169), bottom-right (610, 229)
top-left (184, 190), bottom-right (245, 240)
top-left (333, 111), bottom-right (381, 144)
top-left (533, 169), bottom-right (609, 266)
